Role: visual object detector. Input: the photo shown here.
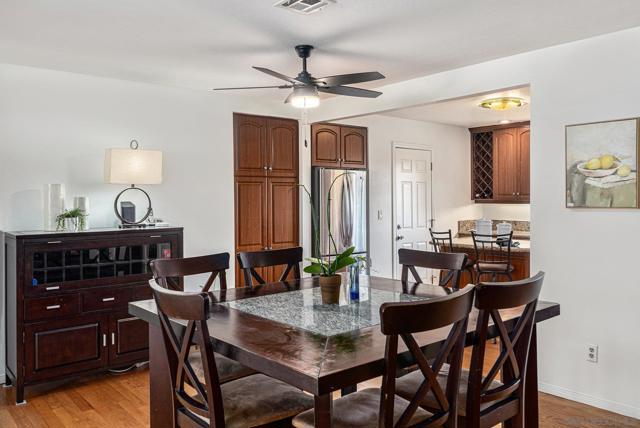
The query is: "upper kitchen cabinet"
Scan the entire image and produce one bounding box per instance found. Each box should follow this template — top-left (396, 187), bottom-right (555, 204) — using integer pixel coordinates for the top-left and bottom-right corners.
top-left (470, 122), bottom-right (530, 203)
top-left (311, 123), bottom-right (368, 169)
top-left (234, 113), bottom-right (298, 177)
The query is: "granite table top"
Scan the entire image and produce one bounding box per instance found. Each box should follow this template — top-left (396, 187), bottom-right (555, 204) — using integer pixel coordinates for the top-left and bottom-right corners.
top-left (224, 286), bottom-right (429, 336)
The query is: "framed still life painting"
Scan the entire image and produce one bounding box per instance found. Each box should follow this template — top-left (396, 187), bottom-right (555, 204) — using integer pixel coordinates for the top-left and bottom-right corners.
top-left (566, 118), bottom-right (639, 208)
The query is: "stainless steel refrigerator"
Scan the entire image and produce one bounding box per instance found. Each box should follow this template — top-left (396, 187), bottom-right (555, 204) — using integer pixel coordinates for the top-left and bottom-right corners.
top-left (312, 168), bottom-right (368, 258)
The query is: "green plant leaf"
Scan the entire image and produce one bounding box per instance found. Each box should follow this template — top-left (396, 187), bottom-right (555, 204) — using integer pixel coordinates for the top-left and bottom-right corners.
top-left (337, 246), bottom-right (355, 259)
top-left (304, 264), bottom-right (324, 274)
top-left (330, 256), bottom-right (357, 274)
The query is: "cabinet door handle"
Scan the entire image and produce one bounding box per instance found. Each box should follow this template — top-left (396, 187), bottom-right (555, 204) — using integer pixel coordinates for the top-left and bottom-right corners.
top-left (45, 286), bottom-right (60, 291)
top-left (46, 304), bottom-right (61, 310)
top-left (102, 297), bottom-right (116, 302)
top-left (111, 333), bottom-right (116, 346)
top-left (263, 166), bottom-right (268, 170)
top-left (103, 334), bottom-right (107, 347)
top-left (47, 241), bottom-right (62, 244)
top-left (268, 166), bottom-right (273, 171)
top-left (149, 235), bottom-right (162, 238)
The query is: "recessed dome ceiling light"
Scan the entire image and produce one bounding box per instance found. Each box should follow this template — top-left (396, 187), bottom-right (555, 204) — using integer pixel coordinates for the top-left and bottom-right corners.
top-left (480, 97), bottom-right (526, 111)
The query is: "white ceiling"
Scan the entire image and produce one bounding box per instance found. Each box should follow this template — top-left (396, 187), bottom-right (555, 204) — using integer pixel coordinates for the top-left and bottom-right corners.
top-left (1, 0), bottom-right (640, 102)
top-left (382, 87), bottom-right (531, 128)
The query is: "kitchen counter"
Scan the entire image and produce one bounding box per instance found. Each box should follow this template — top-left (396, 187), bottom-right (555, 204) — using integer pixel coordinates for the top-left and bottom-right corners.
top-left (450, 236), bottom-right (530, 253)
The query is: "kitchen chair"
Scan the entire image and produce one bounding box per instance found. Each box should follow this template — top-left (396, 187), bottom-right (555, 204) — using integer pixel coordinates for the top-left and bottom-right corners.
top-left (149, 281), bottom-right (314, 428)
top-left (236, 246), bottom-right (302, 287)
top-left (150, 253), bottom-right (255, 384)
top-left (150, 253), bottom-right (229, 291)
top-left (399, 248), bottom-right (468, 289)
top-left (293, 286), bottom-right (475, 428)
top-left (429, 228), bottom-right (476, 285)
top-left (395, 272), bottom-right (545, 428)
top-left (471, 231), bottom-right (514, 284)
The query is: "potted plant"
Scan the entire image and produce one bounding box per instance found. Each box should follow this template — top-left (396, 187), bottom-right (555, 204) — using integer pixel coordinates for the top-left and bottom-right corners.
top-left (56, 207), bottom-right (88, 232)
top-left (300, 173), bottom-right (358, 304)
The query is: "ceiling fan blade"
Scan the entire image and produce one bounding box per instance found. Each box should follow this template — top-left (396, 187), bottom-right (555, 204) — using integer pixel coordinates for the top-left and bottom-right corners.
top-left (318, 86), bottom-right (382, 98)
top-left (214, 85), bottom-right (293, 91)
top-left (253, 66), bottom-right (300, 84)
top-left (314, 72), bottom-right (385, 87)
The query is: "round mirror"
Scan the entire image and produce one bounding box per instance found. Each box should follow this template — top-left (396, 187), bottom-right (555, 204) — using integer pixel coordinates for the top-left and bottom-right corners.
top-left (114, 186), bottom-right (152, 225)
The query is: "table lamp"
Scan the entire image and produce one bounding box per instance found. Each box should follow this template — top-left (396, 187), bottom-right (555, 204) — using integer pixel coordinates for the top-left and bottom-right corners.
top-left (104, 140), bottom-right (163, 227)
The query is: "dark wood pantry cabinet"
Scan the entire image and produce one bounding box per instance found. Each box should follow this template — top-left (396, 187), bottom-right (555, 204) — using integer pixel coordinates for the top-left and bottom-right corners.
top-left (311, 123), bottom-right (368, 169)
top-left (4, 227), bottom-right (183, 404)
top-left (234, 113), bottom-right (299, 286)
top-left (470, 122), bottom-right (530, 203)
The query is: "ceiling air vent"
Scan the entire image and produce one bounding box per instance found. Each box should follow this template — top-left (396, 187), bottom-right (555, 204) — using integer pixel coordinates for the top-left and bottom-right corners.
top-left (274, 0), bottom-right (335, 15)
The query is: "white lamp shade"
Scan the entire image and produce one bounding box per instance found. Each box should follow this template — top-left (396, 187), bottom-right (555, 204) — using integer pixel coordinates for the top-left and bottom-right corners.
top-left (104, 148), bottom-right (163, 185)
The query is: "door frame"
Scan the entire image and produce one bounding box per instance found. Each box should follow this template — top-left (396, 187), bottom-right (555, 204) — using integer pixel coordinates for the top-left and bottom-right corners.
top-left (391, 142), bottom-right (434, 279)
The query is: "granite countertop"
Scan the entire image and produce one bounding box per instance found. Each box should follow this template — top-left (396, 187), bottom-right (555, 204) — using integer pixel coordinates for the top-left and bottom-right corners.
top-left (450, 236), bottom-right (530, 253)
top-left (457, 230), bottom-right (531, 239)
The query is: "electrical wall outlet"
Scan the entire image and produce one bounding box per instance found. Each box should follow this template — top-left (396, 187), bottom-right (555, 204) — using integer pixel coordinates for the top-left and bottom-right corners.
top-left (587, 344), bottom-right (598, 363)
top-left (377, 210), bottom-right (383, 220)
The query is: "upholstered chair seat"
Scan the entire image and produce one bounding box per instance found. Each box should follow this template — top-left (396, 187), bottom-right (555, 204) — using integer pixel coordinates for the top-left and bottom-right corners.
top-left (191, 373), bottom-right (314, 428)
top-left (292, 388), bottom-right (431, 428)
top-left (189, 352), bottom-right (256, 384)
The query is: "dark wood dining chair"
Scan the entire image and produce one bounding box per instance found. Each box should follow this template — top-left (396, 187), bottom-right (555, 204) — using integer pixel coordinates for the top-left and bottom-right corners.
top-left (395, 272), bottom-right (545, 428)
top-left (150, 253), bottom-right (229, 291)
top-left (399, 248), bottom-right (468, 289)
top-left (149, 281), bottom-right (314, 428)
top-left (150, 253), bottom-right (255, 384)
top-left (293, 286), bottom-right (475, 428)
top-left (471, 231), bottom-right (514, 284)
top-left (236, 246), bottom-right (302, 287)
top-left (429, 228), bottom-right (476, 284)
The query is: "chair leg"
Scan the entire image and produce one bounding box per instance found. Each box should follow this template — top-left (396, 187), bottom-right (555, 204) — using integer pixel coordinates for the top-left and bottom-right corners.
top-left (465, 266), bottom-right (475, 286)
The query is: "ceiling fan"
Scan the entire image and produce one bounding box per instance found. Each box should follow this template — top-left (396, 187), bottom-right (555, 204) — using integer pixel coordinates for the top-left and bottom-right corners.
top-left (214, 45), bottom-right (385, 108)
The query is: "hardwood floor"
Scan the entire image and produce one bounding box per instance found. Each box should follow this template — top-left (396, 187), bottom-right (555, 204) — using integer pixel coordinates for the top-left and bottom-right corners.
top-left (2, 368), bottom-right (638, 428)
top-left (1, 346), bottom-right (638, 428)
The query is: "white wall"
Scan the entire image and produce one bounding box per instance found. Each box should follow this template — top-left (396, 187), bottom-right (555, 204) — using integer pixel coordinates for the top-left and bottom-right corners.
top-left (335, 115), bottom-right (476, 278)
top-left (0, 63), bottom-right (306, 383)
top-left (311, 27), bottom-right (640, 418)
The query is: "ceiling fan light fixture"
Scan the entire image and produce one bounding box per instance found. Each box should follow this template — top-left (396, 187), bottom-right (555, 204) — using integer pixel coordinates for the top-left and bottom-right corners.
top-left (479, 97), bottom-right (525, 111)
top-left (290, 86), bottom-right (320, 108)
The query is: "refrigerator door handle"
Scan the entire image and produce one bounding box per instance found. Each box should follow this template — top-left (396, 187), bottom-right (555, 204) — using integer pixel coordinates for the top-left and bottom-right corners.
top-left (341, 174), bottom-right (354, 249)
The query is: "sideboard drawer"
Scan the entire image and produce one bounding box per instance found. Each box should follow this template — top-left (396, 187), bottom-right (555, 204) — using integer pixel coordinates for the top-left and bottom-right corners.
top-left (82, 287), bottom-right (133, 312)
top-left (25, 295), bottom-right (80, 322)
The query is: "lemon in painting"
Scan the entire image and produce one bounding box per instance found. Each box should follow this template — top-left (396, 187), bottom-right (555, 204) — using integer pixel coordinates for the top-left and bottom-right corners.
top-left (585, 158), bottom-right (601, 170)
top-left (600, 154), bottom-right (615, 169)
top-left (617, 165), bottom-right (631, 177)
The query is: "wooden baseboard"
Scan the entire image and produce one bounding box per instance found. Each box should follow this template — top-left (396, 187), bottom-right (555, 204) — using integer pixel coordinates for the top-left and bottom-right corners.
top-left (539, 381), bottom-right (640, 420)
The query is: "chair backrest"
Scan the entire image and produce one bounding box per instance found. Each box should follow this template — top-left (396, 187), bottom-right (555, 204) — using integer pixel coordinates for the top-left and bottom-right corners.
top-left (471, 231), bottom-right (513, 266)
top-left (379, 286), bottom-right (475, 428)
top-left (429, 228), bottom-right (454, 253)
top-left (236, 247), bottom-right (302, 287)
top-left (150, 280), bottom-right (225, 427)
top-left (398, 248), bottom-right (467, 289)
top-left (465, 272), bottom-right (545, 422)
top-left (150, 253), bottom-right (229, 292)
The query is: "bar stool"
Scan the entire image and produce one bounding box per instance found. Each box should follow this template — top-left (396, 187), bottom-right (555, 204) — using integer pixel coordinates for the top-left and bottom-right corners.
top-left (471, 231), bottom-right (514, 284)
top-left (429, 228), bottom-right (475, 286)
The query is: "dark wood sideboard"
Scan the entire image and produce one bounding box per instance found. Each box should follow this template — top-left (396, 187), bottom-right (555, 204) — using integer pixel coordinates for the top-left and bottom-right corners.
top-left (4, 227), bottom-right (183, 404)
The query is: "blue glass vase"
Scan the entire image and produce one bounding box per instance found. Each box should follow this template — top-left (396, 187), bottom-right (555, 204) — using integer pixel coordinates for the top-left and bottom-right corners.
top-left (349, 261), bottom-right (360, 301)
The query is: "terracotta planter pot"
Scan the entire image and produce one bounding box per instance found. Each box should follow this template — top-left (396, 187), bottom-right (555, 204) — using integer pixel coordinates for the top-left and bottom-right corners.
top-left (319, 274), bottom-right (342, 305)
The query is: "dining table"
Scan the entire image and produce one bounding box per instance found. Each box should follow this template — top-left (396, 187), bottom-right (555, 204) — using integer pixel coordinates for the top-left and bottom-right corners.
top-left (129, 275), bottom-right (560, 428)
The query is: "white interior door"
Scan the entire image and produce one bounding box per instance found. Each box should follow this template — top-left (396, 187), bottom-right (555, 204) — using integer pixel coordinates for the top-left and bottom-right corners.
top-left (393, 147), bottom-right (433, 280)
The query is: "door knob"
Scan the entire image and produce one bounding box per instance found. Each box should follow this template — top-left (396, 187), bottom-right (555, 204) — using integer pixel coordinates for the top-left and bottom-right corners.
top-left (396, 235), bottom-right (404, 241)
top-left (396, 224), bottom-right (401, 230)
